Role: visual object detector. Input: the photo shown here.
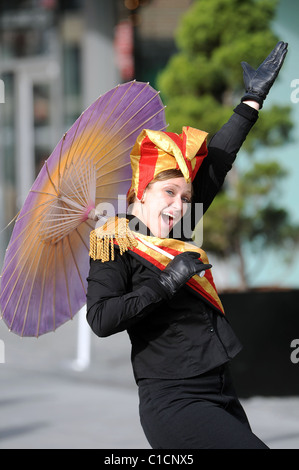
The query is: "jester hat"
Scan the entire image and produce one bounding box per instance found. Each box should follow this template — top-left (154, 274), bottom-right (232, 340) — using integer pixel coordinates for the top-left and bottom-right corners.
top-left (128, 126), bottom-right (209, 201)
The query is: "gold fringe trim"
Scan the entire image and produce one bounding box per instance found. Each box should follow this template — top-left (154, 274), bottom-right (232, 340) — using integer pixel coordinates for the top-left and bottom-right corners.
top-left (89, 217), bottom-right (137, 262)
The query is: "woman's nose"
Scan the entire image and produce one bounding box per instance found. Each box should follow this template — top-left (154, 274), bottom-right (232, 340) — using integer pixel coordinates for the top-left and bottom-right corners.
top-left (171, 195), bottom-right (184, 212)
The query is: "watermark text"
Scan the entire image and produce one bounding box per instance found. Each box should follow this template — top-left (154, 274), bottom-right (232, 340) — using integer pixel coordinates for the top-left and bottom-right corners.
top-left (290, 339), bottom-right (299, 364)
top-left (94, 199), bottom-right (204, 244)
top-left (290, 79), bottom-right (299, 104)
top-left (0, 79), bottom-right (4, 104)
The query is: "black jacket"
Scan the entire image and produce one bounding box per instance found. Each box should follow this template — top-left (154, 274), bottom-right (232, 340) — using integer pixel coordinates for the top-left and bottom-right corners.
top-left (86, 103), bottom-right (259, 382)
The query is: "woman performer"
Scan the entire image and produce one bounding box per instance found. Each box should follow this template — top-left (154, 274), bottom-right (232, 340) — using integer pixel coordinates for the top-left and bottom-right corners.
top-left (87, 42), bottom-right (287, 449)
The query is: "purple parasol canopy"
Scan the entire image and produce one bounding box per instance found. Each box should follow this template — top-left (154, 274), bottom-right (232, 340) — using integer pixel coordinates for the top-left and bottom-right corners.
top-left (0, 81), bottom-right (166, 337)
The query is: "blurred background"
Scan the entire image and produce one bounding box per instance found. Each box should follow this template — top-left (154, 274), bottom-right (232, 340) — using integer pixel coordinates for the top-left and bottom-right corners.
top-left (0, 0), bottom-right (299, 449)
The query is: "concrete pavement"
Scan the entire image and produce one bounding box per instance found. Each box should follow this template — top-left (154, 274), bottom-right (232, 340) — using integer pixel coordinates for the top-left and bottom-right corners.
top-left (0, 313), bottom-right (299, 449)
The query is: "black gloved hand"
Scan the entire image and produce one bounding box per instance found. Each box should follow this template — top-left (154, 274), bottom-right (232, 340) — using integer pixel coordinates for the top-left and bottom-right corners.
top-left (156, 251), bottom-right (212, 299)
top-left (241, 41), bottom-right (288, 109)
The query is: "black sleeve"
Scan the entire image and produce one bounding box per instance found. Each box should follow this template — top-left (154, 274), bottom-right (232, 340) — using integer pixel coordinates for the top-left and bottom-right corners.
top-left (190, 103), bottom-right (259, 224)
top-left (86, 253), bottom-right (165, 338)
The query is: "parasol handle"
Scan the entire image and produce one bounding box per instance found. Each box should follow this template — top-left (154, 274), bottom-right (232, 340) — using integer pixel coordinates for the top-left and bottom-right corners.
top-left (88, 208), bottom-right (108, 223)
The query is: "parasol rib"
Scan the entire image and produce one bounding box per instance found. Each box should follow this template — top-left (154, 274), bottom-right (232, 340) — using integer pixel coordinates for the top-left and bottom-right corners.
top-left (30, 189), bottom-right (59, 197)
top-left (14, 197), bottom-right (58, 224)
top-left (4, 239), bottom-right (42, 330)
top-left (91, 92), bottom-right (164, 164)
top-left (62, 114), bottom-right (85, 181)
top-left (90, 91), bottom-right (164, 167)
top-left (36, 243), bottom-right (52, 337)
top-left (57, 133), bottom-right (66, 189)
top-left (21, 241), bottom-right (46, 336)
top-left (61, 238), bottom-right (73, 320)
top-left (45, 160), bottom-right (59, 195)
top-left (78, 82), bottom-right (136, 165)
top-left (95, 107), bottom-right (167, 173)
top-left (52, 243), bottom-right (57, 331)
top-left (75, 225), bottom-right (90, 252)
top-left (66, 234), bottom-right (87, 296)
top-left (95, 178), bottom-right (132, 187)
top-left (64, 84), bottom-right (123, 175)
top-left (0, 222), bottom-right (42, 291)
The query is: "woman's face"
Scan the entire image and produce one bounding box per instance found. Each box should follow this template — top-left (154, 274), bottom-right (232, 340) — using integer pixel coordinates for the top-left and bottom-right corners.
top-left (133, 177), bottom-right (192, 238)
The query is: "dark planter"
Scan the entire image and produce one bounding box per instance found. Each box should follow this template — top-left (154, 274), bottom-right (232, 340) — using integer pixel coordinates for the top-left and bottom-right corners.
top-left (220, 289), bottom-right (299, 398)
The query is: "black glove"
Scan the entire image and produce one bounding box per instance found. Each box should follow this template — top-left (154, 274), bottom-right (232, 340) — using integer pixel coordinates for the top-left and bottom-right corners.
top-left (241, 41), bottom-right (288, 109)
top-left (156, 251), bottom-right (212, 299)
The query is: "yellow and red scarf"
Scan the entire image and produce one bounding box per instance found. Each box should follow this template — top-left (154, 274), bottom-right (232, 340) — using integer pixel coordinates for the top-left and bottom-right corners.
top-left (89, 216), bottom-right (224, 315)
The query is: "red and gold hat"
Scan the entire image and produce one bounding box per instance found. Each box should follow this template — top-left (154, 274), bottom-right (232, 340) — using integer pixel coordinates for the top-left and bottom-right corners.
top-left (128, 126), bottom-right (209, 201)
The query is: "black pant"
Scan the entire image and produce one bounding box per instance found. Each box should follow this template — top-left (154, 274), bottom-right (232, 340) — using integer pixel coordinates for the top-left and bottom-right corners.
top-left (138, 365), bottom-right (269, 449)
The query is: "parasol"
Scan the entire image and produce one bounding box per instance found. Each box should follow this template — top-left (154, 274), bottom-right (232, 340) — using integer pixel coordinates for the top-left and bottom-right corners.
top-left (0, 81), bottom-right (166, 337)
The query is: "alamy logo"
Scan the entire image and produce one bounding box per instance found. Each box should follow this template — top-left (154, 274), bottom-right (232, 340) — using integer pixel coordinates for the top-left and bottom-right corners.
top-left (290, 79), bottom-right (299, 104)
top-left (0, 79), bottom-right (4, 104)
top-left (0, 340), bottom-right (5, 364)
top-left (290, 339), bottom-right (299, 364)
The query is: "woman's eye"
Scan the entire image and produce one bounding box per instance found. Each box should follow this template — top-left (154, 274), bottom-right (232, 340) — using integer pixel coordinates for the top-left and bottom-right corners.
top-left (182, 197), bottom-right (191, 204)
top-left (166, 189), bottom-right (174, 196)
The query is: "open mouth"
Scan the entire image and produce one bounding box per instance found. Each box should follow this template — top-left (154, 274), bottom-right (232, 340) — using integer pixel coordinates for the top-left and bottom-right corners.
top-left (161, 211), bottom-right (176, 230)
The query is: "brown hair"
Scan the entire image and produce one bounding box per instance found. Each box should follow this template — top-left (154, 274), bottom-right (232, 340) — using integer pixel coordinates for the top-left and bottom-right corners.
top-left (127, 169), bottom-right (186, 206)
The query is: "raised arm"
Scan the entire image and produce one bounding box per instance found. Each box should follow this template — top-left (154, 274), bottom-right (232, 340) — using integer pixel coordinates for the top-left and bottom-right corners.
top-left (191, 41), bottom-right (288, 220)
